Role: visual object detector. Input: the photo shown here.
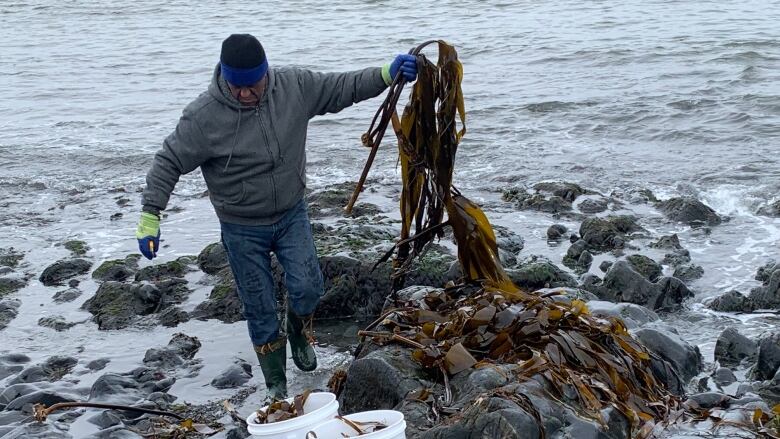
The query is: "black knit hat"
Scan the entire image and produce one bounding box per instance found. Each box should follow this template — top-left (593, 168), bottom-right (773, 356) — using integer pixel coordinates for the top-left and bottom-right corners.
top-left (220, 34), bottom-right (269, 86)
top-left (220, 34), bottom-right (266, 68)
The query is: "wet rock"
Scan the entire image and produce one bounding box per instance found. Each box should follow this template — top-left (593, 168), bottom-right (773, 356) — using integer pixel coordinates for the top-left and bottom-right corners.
top-left (587, 301), bottom-right (659, 329)
top-left (197, 242), bottom-right (229, 275)
top-left (577, 197), bottom-right (609, 214)
top-left (340, 345), bottom-right (429, 414)
top-left (386, 286), bottom-right (443, 310)
top-left (750, 332), bottom-right (780, 381)
top-left (0, 421), bottom-right (72, 438)
top-left (707, 290), bottom-right (752, 313)
top-left (423, 379), bottom-right (628, 439)
top-left (8, 356), bottom-right (78, 384)
top-left (612, 187), bottom-right (658, 204)
top-left (319, 249), bottom-right (457, 318)
top-left (89, 367), bottom-right (174, 405)
top-left (747, 262), bottom-right (780, 310)
top-left (39, 258), bottom-right (92, 286)
top-left (579, 273), bottom-right (602, 290)
top-left (0, 272), bottom-right (27, 297)
top-left (63, 240), bottom-right (89, 256)
top-left (92, 255), bottom-right (140, 282)
top-left (87, 410), bottom-right (123, 429)
top-left (673, 264), bottom-right (704, 283)
top-left (599, 260), bottom-right (613, 273)
top-left (712, 367), bottom-right (737, 387)
top-left (307, 182), bottom-right (381, 218)
top-left (662, 249), bottom-right (692, 267)
top-left (313, 218), bottom-right (398, 255)
top-left (532, 181), bottom-right (591, 202)
top-left (494, 225), bottom-right (525, 255)
top-left (191, 270), bottom-right (243, 323)
top-left (576, 250), bottom-right (593, 273)
top-left (210, 359), bottom-right (253, 389)
top-left (38, 315), bottom-right (78, 332)
top-left (715, 328), bottom-right (758, 367)
top-left (626, 254), bottom-right (663, 282)
top-left (226, 426), bottom-right (251, 439)
top-left (578, 215), bottom-right (641, 251)
top-left (502, 187), bottom-right (572, 213)
top-left (0, 383), bottom-right (40, 406)
top-left (756, 261), bottom-right (778, 284)
top-left (562, 239), bottom-right (587, 268)
top-left (687, 392), bottom-right (732, 409)
top-left (52, 288), bottom-right (82, 303)
top-left (84, 426), bottom-right (143, 438)
top-left (583, 260), bottom-right (693, 310)
top-left (134, 257), bottom-right (194, 282)
top-left (537, 287), bottom-right (598, 304)
top-left (533, 181), bottom-right (593, 202)
top-left (0, 299), bottom-right (21, 330)
top-left (317, 255), bottom-right (386, 318)
top-left (494, 225), bottom-right (525, 267)
top-left (657, 197), bottom-right (722, 226)
top-left (422, 396), bottom-right (542, 439)
top-left (143, 333), bottom-right (201, 370)
top-left (506, 255), bottom-right (577, 289)
top-left (83, 279), bottom-right (189, 330)
top-left (0, 247), bottom-right (24, 269)
top-left (546, 224), bottom-right (567, 240)
top-left (654, 277), bottom-right (695, 307)
top-left (756, 200), bottom-right (780, 217)
top-left (87, 359), bottom-right (110, 371)
top-left (158, 307), bottom-right (190, 327)
top-left (635, 328), bottom-right (703, 382)
top-left (5, 389), bottom-right (78, 412)
top-left (649, 234), bottom-right (684, 250)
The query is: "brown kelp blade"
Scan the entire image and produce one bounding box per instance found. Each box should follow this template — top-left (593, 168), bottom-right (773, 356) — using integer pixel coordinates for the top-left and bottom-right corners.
top-left (393, 41), bottom-right (466, 287)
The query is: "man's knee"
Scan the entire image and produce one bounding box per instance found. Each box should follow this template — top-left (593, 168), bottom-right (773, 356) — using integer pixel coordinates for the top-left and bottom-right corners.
top-left (287, 273), bottom-right (322, 316)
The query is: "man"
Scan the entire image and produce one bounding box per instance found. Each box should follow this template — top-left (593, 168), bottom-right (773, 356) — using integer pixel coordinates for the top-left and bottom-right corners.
top-left (135, 34), bottom-right (417, 400)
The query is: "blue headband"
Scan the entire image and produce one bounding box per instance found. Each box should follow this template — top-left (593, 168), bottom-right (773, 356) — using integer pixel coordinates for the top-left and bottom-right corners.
top-left (221, 59), bottom-right (269, 86)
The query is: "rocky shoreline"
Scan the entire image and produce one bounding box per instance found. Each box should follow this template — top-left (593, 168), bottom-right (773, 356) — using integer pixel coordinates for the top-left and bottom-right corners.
top-left (0, 181), bottom-right (779, 438)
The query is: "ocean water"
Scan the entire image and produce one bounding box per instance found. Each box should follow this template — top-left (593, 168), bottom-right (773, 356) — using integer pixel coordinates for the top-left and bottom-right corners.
top-left (1, 1), bottom-right (780, 437)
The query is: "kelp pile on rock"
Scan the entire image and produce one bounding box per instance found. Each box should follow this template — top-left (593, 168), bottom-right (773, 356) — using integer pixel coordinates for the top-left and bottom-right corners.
top-left (346, 41), bottom-right (780, 438)
top-left (360, 287), bottom-right (678, 434)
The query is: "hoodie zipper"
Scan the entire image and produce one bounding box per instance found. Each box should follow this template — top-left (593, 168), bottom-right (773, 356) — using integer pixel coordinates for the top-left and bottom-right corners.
top-left (255, 106), bottom-right (278, 210)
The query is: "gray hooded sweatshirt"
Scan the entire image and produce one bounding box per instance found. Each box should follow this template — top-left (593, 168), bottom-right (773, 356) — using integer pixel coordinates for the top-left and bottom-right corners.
top-left (142, 64), bottom-right (388, 225)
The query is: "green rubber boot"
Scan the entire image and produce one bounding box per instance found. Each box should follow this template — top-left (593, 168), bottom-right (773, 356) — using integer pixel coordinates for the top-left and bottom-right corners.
top-left (286, 310), bottom-right (317, 372)
top-left (255, 337), bottom-right (288, 401)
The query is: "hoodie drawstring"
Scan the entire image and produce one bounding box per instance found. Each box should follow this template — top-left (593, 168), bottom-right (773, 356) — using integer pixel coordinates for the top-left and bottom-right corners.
top-left (224, 108), bottom-right (242, 172)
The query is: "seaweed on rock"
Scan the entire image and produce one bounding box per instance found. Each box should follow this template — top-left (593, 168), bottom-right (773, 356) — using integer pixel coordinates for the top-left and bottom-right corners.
top-left (355, 41), bottom-right (780, 438)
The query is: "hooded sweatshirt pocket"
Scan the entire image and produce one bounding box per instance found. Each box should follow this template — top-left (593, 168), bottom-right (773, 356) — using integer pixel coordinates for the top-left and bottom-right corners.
top-left (220, 176), bottom-right (275, 217)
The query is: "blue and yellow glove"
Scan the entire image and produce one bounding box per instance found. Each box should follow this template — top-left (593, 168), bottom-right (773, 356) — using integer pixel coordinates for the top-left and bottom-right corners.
top-left (382, 54), bottom-right (418, 85)
top-left (136, 212), bottom-right (160, 260)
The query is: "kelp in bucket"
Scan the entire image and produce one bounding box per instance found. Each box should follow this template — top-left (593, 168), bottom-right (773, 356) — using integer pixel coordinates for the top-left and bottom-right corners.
top-left (353, 41), bottom-right (780, 438)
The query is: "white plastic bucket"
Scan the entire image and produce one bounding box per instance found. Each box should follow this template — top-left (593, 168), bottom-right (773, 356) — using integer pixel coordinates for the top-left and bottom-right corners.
top-left (246, 392), bottom-right (339, 439)
top-left (306, 410), bottom-right (406, 439)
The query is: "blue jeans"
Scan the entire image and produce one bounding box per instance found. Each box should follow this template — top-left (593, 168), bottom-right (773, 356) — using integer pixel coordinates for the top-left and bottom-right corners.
top-left (220, 199), bottom-right (323, 347)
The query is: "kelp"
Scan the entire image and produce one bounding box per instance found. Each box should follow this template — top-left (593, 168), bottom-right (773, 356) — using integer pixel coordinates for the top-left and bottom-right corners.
top-left (361, 287), bottom-right (677, 433)
top-left (346, 40), bottom-right (780, 438)
top-left (252, 390), bottom-right (312, 424)
top-left (355, 41), bottom-right (780, 439)
top-left (390, 41), bottom-right (466, 290)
